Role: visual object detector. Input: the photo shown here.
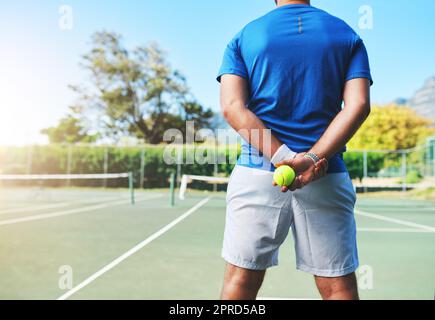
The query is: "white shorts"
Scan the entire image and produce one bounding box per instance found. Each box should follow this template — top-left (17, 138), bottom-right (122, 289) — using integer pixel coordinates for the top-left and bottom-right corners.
top-left (222, 165), bottom-right (358, 277)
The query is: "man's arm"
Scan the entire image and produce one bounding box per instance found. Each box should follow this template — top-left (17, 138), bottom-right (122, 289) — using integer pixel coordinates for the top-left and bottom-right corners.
top-left (309, 78), bottom-right (371, 159)
top-left (220, 74), bottom-right (282, 159)
top-left (220, 74), bottom-right (328, 191)
top-left (267, 78), bottom-right (370, 192)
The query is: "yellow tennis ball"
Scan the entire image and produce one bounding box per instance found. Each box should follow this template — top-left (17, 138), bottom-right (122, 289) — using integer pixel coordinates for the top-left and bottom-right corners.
top-left (273, 165), bottom-right (296, 187)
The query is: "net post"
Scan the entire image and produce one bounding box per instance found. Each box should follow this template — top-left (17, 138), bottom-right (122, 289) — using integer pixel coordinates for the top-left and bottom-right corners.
top-left (213, 140), bottom-right (218, 192)
top-left (26, 145), bottom-right (33, 175)
top-left (139, 148), bottom-right (146, 189)
top-left (432, 143), bottom-right (435, 177)
top-left (176, 145), bottom-right (182, 186)
top-left (66, 145), bottom-right (72, 187)
top-left (169, 172), bottom-right (175, 207)
top-left (401, 151), bottom-right (407, 192)
top-left (128, 172), bottom-right (135, 205)
top-left (363, 150), bottom-right (368, 193)
top-left (426, 139), bottom-right (430, 176)
top-left (103, 147), bottom-right (109, 188)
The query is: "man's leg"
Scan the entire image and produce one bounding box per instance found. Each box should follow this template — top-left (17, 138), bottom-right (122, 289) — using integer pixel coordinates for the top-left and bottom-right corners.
top-left (291, 173), bottom-right (359, 300)
top-left (221, 165), bottom-right (293, 300)
top-left (221, 263), bottom-right (266, 300)
top-left (315, 273), bottom-right (359, 300)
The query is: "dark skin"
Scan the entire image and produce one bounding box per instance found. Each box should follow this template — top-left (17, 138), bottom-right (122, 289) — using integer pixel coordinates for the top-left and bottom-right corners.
top-left (220, 265), bottom-right (359, 300)
top-left (220, 0), bottom-right (371, 301)
top-left (220, 74), bottom-right (370, 300)
top-left (220, 74), bottom-right (329, 190)
top-left (273, 153), bottom-right (329, 192)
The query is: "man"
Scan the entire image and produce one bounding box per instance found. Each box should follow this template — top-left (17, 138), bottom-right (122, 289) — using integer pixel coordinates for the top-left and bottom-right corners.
top-left (217, 0), bottom-right (372, 300)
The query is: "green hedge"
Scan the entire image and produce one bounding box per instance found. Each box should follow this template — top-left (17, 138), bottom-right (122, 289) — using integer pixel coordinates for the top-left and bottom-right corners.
top-left (0, 145), bottom-right (419, 188)
top-left (0, 145), bottom-right (238, 189)
top-left (344, 152), bottom-right (385, 181)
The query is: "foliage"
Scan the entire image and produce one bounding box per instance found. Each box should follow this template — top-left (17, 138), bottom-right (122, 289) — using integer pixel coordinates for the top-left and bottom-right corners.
top-left (405, 170), bottom-right (423, 184)
top-left (1, 144), bottom-right (412, 187)
top-left (0, 145), bottom-right (238, 189)
top-left (41, 107), bottom-right (98, 144)
top-left (348, 104), bottom-right (434, 151)
top-left (68, 31), bottom-right (214, 144)
top-left (344, 152), bottom-right (386, 181)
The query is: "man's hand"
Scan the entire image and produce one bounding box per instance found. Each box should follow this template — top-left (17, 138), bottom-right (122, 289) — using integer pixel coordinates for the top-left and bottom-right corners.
top-left (273, 153), bottom-right (328, 192)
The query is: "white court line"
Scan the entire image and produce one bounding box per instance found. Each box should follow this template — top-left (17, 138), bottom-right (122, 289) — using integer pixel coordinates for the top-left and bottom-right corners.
top-left (0, 194), bottom-right (163, 227)
top-left (357, 227), bottom-right (435, 233)
top-left (355, 209), bottom-right (435, 232)
top-left (257, 297), bottom-right (320, 300)
top-left (0, 203), bottom-right (71, 215)
top-left (360, 207), bottom-right (435, 212)
top-left (0, 195), bottom-right (143, 215)
top-left (57, 197), bottom-right (211, 300)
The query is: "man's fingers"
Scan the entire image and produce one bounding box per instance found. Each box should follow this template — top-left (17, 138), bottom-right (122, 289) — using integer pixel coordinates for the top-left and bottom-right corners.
top-left (275, 157), bottom-right (329, 191)
top-left (313, 158), bottom-right (328, 180)
top-left (314, 163), bottom-right (324, 180)
top-left (274, 159), bottom-right (294, 168)
top-left (299, 170), bottom-right (316, 186)
top-left (316, 159), bottom-right (326, 170)
top-left (320, 159), bottom-right (328, 175)
top-left (289, 176), bottom-right (303, 191)
top-left (321, 164), bottom-right (327, 176)
top-left (314, 167), bottom-right (322, 180)
top-left (317, 166), bottom-right (325, 179)
top-left (318, 158), bottom-right (329, 172)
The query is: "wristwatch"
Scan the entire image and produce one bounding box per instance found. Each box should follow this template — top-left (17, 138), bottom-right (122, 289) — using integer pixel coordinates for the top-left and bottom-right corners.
top-left (304, 152), bottom-right (320, 164)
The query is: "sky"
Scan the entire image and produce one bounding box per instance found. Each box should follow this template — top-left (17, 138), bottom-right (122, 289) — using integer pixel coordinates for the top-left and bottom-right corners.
top-left (0, 0), bottom-right (434, 146)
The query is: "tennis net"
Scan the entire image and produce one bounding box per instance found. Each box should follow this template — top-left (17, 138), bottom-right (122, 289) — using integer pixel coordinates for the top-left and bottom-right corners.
top-left (179, 174), bottom-right (230, 200)
top-left (0, 172), bottom-right (135, 204)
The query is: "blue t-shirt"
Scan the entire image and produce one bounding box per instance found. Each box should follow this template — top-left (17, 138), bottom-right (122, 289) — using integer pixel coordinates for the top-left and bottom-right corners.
top-left (217, 4), bottom-right (373, 172)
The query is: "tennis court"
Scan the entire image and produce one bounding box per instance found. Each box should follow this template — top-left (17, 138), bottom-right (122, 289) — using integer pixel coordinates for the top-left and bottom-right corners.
top-left (0, 185), bottom-right (434, 300)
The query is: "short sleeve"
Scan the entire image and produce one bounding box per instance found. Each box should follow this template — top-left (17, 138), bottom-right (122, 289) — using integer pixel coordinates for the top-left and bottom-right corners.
top-left (345, 37), bottom-right (373, 86)
top-left (217, 31), bottom-right (249, 83)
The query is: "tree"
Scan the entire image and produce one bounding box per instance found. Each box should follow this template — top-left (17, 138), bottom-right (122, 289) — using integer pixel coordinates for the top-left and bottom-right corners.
top-left (348, 104), bottom-right (434, 150)
top-left (71, 31), bottom-right (213, 144)
top-left (41, 107), bottom-right (97, 144)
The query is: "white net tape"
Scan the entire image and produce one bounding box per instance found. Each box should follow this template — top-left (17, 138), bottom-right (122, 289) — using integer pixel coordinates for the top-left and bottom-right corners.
top-left (179, 175), bottom-right (230, 200)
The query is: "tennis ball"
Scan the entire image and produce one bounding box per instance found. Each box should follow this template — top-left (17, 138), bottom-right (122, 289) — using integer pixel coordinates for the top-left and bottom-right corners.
top-left (273, 165), bottom-right (296, 187)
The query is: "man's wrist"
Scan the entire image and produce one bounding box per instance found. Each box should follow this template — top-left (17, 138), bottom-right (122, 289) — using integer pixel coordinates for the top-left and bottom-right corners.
top-left (270, 144), bottom-right (297, 166)
top-left (304, 152), bottom-right (320, 165)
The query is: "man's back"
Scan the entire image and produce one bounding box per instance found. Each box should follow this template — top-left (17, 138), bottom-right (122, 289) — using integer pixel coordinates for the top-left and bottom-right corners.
top-left (218, 1), bottom-right (372, 301)
top-left (218, 4), bottom-right (372, 172)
